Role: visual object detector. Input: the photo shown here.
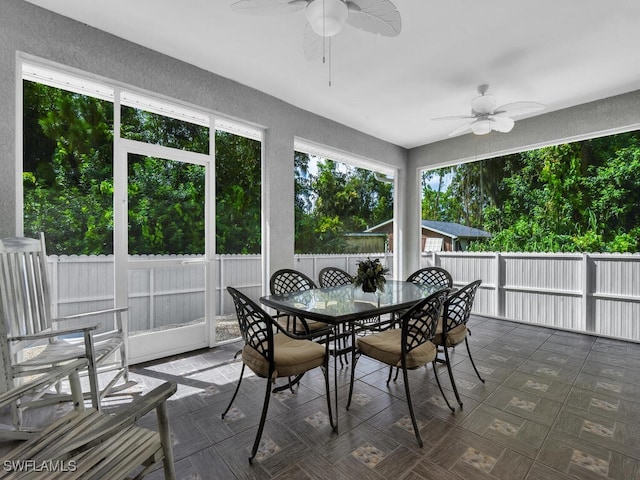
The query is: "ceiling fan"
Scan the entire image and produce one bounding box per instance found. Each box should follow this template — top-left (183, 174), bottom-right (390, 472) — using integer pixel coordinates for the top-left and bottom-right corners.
top-left (231, 0), bottom-right (402, 60)
top-left (433, 85), bottom-right (545, 137)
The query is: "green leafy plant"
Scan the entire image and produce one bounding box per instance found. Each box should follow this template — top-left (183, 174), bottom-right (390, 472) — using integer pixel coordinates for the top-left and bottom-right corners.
top-left (354, 257), bottom-right (389, 292)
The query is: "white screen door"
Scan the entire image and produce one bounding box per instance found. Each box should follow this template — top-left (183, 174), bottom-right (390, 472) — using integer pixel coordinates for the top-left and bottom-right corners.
top-left (116, 139), bottom-right (214, 364)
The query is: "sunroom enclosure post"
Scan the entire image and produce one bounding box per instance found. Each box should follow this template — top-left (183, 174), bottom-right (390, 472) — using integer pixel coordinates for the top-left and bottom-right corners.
top-left (261, 129), bottom-right (296, 293)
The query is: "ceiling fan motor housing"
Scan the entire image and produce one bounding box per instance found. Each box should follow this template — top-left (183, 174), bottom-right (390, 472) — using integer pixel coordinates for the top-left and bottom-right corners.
top-left (471, 93), bottom-right (496, 115)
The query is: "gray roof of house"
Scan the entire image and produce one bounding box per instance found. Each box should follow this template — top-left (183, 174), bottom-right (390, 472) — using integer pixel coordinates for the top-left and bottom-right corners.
top-left (365, 219), bottom-right (491, 239)
top-left (421, 220), bottom-right (491, 239)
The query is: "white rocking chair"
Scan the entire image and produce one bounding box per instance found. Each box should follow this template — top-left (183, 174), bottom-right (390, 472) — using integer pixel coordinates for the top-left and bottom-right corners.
top-left (0, 233), bottom-right (130, 436)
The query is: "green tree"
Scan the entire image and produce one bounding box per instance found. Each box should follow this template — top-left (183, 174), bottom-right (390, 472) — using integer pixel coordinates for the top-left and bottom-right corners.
top-left (215, 131), bottom-right (261, 254)
top-left (127, 155), bottom-right (205, 255)
top-left (294, 155), bottom-right (393, 253)
top-left (23, 81), bottom-right (114, 255)
top-left (423, 132), bottom-right (640, 253)
top-left (476, 134), bottom-right (640, 252)
top-left (23, 81), bottom-right (262, 255)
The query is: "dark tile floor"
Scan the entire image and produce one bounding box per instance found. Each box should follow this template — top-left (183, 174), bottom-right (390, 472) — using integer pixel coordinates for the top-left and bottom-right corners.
top-left (122, 316), bottom-right (640, 480)
top-left (5, 316), bottom-right (639, 479)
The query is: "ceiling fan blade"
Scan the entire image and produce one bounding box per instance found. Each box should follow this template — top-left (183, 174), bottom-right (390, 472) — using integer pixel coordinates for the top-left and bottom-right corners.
top-left (494, 101), bottom-right (545, 117)
top-left (432, 115), bottom-right (476, 121)
top-left (489, 115), bottom-right (515, 133)
top-left (374, 171), bottom-right (394, 183)
top-left (303, 23), bottom-right (324, 60)
top-left (345, 0), bottom-right (401, 36)
top-left (231, 0), bottom-right (308, 15)
top-left (448, 121), bottom-right (474, 137)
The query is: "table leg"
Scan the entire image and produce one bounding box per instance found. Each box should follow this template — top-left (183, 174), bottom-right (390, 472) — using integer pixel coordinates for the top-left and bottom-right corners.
top-left (333, 327), bottom-right (339, 433)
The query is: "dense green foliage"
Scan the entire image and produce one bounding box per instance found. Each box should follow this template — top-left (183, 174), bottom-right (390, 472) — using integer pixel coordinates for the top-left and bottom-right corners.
top-left (422, 133), bottom-right (640, 252)
top-left (23, 81), bottom-right (261, 255)
top-left (26, 80), bottom-right (638, 256)
top-left (23, 81), bottom-right (115, 255)
top-left (122, 106), bottom-right (209, 255)
top-left (294, 152), bottom-right (394, 253)
top-left (215, 132), bottom-right (261, 254)
top-left (23, 81), bottom-right (388, 256)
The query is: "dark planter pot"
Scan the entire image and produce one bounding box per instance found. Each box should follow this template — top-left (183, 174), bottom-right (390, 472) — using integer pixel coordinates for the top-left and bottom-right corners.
top-left (362, 280), bottom-right (377, 293)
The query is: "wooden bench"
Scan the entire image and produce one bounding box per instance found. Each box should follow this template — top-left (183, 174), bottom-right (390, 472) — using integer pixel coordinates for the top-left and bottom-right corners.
top-left (0, 360), bottom-right (176, 479)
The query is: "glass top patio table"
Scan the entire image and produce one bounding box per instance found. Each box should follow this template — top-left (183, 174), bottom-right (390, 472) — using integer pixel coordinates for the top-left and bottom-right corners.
top-left (260, 279), bottom-right (445, 433)
top-left (260, 279), bottom-right (443, 325)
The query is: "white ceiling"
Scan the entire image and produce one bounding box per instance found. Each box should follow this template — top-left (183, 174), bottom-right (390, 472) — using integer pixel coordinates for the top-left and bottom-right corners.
top-left (24, 0), bottom-right (640, 149)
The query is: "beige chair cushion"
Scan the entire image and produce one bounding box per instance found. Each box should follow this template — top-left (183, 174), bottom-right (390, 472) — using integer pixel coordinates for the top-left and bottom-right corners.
top-left (300, 319), bottom-right (330, 331)
top-left (278, 316), bottom-right (329, 333)
top-left (242, 333), bottom-right (326, 379)
top-left (356, 330), bottom-right (437, 369)
top-left (434, 317), bottom-right (468, 347)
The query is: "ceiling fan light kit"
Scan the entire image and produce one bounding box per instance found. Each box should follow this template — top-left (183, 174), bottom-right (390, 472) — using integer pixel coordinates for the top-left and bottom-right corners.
top-left (470, 119), bottom-right (494, 135)
top-left (306, 0), bottom-right (349, 37)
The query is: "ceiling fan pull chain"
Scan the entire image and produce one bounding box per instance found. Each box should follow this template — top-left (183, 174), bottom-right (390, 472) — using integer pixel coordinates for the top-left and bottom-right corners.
top-left (328, 36), bottom-right (332, 87)
top-left (321, 0), bottom-right (331, 87)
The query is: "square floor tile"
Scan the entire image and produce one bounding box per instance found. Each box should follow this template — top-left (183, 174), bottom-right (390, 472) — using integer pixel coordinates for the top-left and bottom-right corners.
top-left (485, 385), bottom-right (562, 426)
top-left (460, 404), bottom-right (550, 458)
top-left (427, 429), bottom-right (533, 480)
top-left (553, 406), bottom-right (640, 460)
top-left (538, 431), bottom-right (640, 480)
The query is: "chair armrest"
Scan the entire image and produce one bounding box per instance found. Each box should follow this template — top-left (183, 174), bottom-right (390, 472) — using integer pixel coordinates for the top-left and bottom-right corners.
top-left (54, 306), bottom-right (128, 322)
top-left (0, 359), bottom-right (88, 408)
top-left (101, 381), bottom-right (177, 426)
top-left (62, 382), bottom-right (178, 453)
top-left (8, 325), bottom-right (98, 342)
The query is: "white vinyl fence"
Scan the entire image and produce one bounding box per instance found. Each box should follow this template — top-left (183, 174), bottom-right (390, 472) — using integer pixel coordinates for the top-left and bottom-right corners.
top-left (46, 253), bottom-right (390, 334)
top-left (422, 251), bottom-right (640, 341)
top-left (46, 252), bottom-right (640, 342)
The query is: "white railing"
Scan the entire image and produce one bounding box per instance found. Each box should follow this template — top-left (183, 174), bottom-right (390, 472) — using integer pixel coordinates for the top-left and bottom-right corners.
top-left (46, 252), bottom-right (640, 342)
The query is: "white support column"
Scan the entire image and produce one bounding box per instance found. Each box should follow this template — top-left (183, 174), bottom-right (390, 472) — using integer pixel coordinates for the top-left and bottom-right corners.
top-left (494, 252), bottom-right (502, 317)
top-left (398, 165), bottom-right (421, 280)
top-left (262, 129), bottom-right (295, 293)
top-left (582, 253), bottom-right (593, 332)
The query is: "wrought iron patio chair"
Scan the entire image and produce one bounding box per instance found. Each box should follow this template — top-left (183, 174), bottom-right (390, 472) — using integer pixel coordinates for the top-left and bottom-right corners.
top-left (435, 279), bottom-right (483, 408)
top-left (318, 266), bottom-right (354, 287)
top-left (223, 287), bottom-right (334, 463)
top-left (347, 289), bottom-right (454, 447)
top-left (0, 233), bottom-right (130, 432)
top-left (318, 266), bottom-right (360, 364)
top-left (319, 266), bottom-right (389, 337)
top-left (391, 266), bottom-right (454, 328)
top-left (269, 268), bottom-right (327, 334)
top-left (406, 266), bottom-right (453, 289)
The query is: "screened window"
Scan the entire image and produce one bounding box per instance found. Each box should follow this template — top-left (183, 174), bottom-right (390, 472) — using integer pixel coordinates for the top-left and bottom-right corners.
top-left (294, 150), bottom-right (393, 254)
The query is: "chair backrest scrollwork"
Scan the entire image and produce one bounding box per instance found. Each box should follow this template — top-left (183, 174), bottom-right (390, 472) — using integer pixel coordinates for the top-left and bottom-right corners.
top-left (318, 267), bottom-right (353, 288)
top-left (443, 279), bottom-right (482, 332)
top-left (401, 289), bottom-right (450, 356)
top-left (406, 266), bottom-right (453, 289)
top-left (269, 269), bottom-right (317, 295)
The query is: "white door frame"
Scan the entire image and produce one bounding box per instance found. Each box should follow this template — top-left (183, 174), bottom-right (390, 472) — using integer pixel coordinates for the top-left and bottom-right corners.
top-left (114, 137), bottom-right (215, 364)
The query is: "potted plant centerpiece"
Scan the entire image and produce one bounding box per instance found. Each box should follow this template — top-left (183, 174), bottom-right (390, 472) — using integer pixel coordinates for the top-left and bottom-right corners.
top-left (354, 257), bottom-right (389, 293)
